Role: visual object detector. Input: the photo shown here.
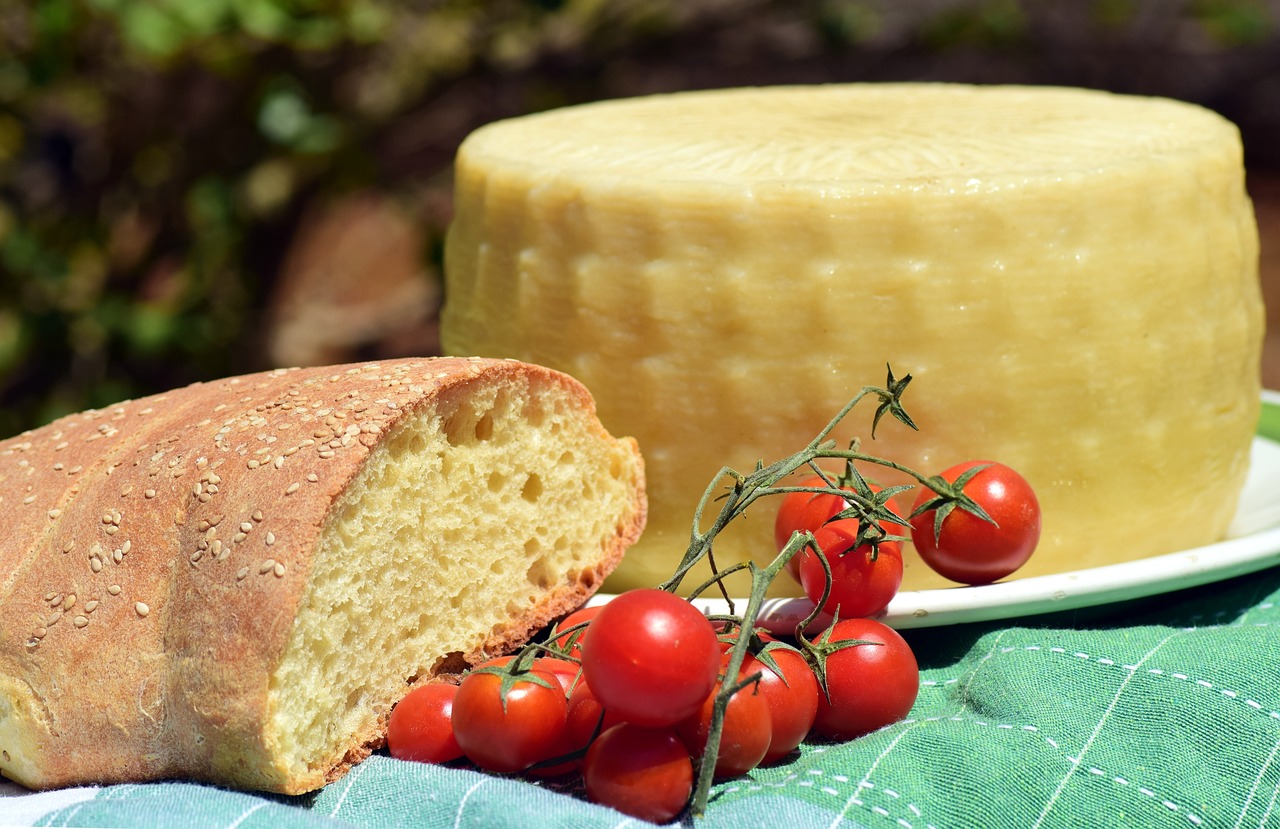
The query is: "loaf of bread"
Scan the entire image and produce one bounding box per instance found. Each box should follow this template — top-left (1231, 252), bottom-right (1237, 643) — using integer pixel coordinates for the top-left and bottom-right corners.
top-left (0, 357), bottom-right (645, 793)
top-left (441, 83), bottom-right (1264, 592)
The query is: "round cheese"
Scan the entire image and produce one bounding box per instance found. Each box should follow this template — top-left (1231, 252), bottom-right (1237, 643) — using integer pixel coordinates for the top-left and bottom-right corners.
top-left (441, 84), bottom-right (1264, 594)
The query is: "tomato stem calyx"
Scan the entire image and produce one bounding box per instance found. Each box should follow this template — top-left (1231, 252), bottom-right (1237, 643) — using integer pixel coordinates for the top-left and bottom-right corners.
top-left (869, 364), bottom-right (918, 439)
top-left (909, 463), bottom-right (999, 544)
top-left (794, 613), bottom-right (882, 704)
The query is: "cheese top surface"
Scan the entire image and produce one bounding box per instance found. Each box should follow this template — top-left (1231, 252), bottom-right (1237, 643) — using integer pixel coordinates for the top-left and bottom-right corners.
top-left (443, 83), bottom-right (1263, 594)
top-left (458, 84), bottom-right (1241, 190)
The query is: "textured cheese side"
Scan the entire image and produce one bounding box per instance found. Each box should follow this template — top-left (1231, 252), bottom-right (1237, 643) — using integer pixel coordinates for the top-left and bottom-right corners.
top-left (442, 84), bottom-right (1264, 593)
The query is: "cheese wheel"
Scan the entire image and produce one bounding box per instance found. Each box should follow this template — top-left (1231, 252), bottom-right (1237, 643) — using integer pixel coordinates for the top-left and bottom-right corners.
top-left (441, 84), bottom-right (1264, 593)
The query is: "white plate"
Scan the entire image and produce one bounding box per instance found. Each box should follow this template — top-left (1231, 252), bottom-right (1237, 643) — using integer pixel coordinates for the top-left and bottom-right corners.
top-left (593, 391), bottom-right (1280, 631)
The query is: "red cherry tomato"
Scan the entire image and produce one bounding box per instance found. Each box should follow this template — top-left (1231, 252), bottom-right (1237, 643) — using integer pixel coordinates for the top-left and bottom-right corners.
top-left (386, 683), bottom-right (463, 765)
top-left (477, 654), bottom-right (581, 694)
top-left (775, 474), bottom-right (905, 582)
top-left (520, 661), bottom-right (585, 778)
top-left (583, 724), bottom-right (694, 823)
top-left (797, 521), bottom-right (904, 618)
top-left (812, 618), bottom-right (918, 741)
top-left (532, 657), bottom-right (582, 694)
top-left (910, 460), bottom-right (1041, 585)
top-left (775, 474), bottom-right (849, 581)
top-left (739, 647), bottom-right (819, 764)
top-left (676, 675), bottom-right (771, 778)
top-left (566, 679), bottom-right (626, 754)
top-left (527, 678), bottom-right (625, 779)
top-left (451, 668), bottom-right (568, 773)
top-left (549, 604), bottom-right (605, 659)
top-left (580, 589), bottom-right (720, 728)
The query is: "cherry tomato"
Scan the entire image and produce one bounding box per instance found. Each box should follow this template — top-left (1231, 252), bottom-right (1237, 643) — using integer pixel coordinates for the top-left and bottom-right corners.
top-left (775, 474), bottom-right (905, 582)
top-left (549, 604), bottom-right (605, 659)
top-left (910, 460), bottom-right (1041, 585)
top-left (775, 473), bottom-right (847, 580)
top-left (532, 657), bottom-right (582, 694)
top-left (477, 654), bottom-right (581, 694)
top-left (566, 679), bottom-right (626, 755)
top-left (386, 683), bottom-right (463, 765)
top-left (451, 668), bottom-right (568, 773)
top-left (739, 647), bottom-right (819, 764)
top-left (583, 723), bottom-right (694, 823)
top-left (580, 589), bottom-right (720, 728)
top-left (524, 728), bottom-right (580, 779)
top-left (797, 521), bottom-right (904, 618)
top-left (676, 674), bottom-right (771, 778)
top-left (812, 618), bottom-right (918, 741)
top-left (528, 679), bottom-right (624, 779)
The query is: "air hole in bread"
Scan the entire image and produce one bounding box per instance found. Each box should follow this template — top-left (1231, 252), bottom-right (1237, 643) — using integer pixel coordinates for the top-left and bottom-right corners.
top-left (526, 553), bottom-right (552, 589)
top-left (474, 411), bottom-right (494, 442)
top-left (521, 473), bottom-right (543, 502)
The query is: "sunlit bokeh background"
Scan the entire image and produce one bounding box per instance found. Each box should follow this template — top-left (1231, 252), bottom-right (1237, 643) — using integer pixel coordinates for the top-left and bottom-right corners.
top-left (2, 0), bottom-right (1278, 437)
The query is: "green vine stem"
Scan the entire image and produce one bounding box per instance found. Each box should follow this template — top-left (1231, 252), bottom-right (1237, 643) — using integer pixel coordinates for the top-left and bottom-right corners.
top-left (689, 531), bottom-right (810, 815)
top-left (659, 367), bottom-right (923, 595)
top-left (657, 366), bottom-right (996, 818)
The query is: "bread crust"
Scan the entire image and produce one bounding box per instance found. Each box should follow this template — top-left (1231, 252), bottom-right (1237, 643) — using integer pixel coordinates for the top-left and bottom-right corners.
top-left (0, 357), bottom-right (645, 793)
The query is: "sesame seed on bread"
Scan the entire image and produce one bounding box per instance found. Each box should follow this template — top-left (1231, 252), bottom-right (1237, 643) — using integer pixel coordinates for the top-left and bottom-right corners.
top-left (0, 357), bottom-right (646, 794)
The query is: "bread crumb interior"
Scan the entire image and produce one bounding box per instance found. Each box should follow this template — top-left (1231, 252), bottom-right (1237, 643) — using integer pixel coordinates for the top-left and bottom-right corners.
top-left (266, 372), bottom-right (639, 780)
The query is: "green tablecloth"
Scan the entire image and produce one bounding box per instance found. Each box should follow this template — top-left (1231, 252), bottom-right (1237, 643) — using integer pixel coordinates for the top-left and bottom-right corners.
top-left (9, 404), bottom-right (1280, 829)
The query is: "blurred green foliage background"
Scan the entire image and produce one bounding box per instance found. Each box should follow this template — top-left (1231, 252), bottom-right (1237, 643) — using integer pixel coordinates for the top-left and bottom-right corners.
top-left (2, 0), bottom-right (1278, 436)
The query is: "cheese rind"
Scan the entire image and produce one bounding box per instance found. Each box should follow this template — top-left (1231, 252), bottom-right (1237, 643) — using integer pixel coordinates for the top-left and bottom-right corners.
top-left (442, 84), bottom-right (1264, 592)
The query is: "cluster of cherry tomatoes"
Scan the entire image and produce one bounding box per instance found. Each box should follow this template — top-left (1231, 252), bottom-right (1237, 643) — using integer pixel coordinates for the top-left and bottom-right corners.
top-left (386, 448), bottom-right (1040, 823)
top-left (387, 587), bottom-right (920, 822)
top-left (778, 459), bottom-right (1042, 619)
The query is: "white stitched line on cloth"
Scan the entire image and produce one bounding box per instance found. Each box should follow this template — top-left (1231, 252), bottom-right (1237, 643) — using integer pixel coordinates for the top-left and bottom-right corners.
top-left (452, 778), bottom-right (488, 829)
top-left (725, 729), bottom-right (1207, 829)
top-left (721, 768), bottom-right (937, 829)
top-left (1031, 631), bottom-right (1177, 829)
top-left (896, 711), bottom-right (1203, 823)
top-left (1182, 621), bottom-right (1279, 632)
top-left (902, 715), bottom-right (1041, 735)
top-left (224, 802), bottom-right (267, 829)
top-left (830, 721), bottom-right (929, 829)
top-left (711, 777), bottom-right (942, 829)
top-left (1075, 763), bottom-right (1205, 825)
top-left (958, 630), bottom-right (1010, 710)
top-left (1259, 760), bottom-right (1280, 829)
top-left (325, 756), bottom-right (368, 817)
top-left (1234, 735), bottom-right (1280, 829)
top-left (1145, 669), bottom-right (1277, 718)
top-left (919, 678), bottom-right (959, 688)
top-left (1006, 645), bottom-right (1280, 722)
